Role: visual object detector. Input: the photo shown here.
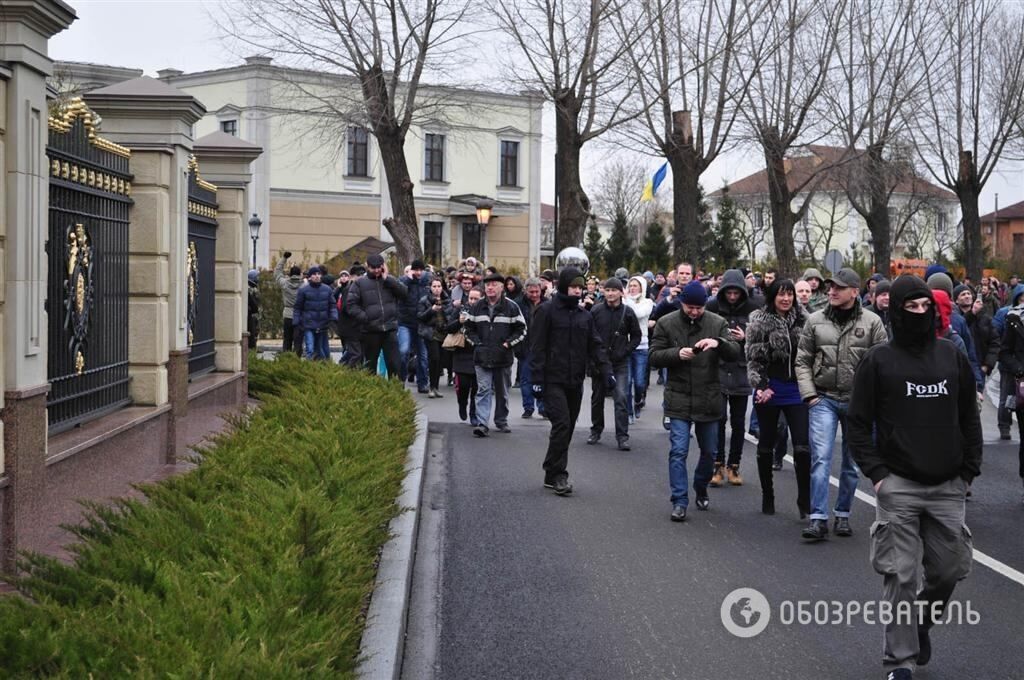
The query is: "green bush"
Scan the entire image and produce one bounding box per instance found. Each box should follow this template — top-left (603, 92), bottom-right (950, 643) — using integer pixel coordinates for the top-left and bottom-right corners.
top-left (0, 355), bottom-right (415, 677)
top-left (257, 269), bottom-right (284, 339)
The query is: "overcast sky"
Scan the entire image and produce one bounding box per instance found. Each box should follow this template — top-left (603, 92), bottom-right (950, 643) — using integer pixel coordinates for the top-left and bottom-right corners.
top-left (51, 1), bottom-right (1022, 225)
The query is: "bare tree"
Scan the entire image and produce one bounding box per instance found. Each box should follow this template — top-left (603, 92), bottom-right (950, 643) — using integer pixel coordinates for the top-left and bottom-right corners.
top-left (733, 197), bottom-right (772, 266)
top-left (616, 0), bottom-right (770, 264)
top-left (824, 0), bottom-right (937, 273)
top-left (743, 0), bottom-right (849, 277)
top-left (492, 0), bottom-right (642, 251)
top-left (589, 158), bottom-right (647, 230)
top-left (798, 191), bottom-right (851, 263)
top-left (220, 0), bottom-right (476, 264)
top-left (907, 0), bottom-right (1024, 280)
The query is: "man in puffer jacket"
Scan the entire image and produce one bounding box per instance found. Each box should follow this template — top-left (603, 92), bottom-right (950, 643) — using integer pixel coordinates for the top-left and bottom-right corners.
top-left (796, 268), bottom-right (887, 541)
top-left (705, 269), bottom-right (758, 486)
top-left (274, 252), bottom-right (304, 355)
top-left (465, 272), bottom-right (527, 437)
top-left (346, 253), bottom-right (408, 377)
top-left (293, 267), bottom-right (338, 360)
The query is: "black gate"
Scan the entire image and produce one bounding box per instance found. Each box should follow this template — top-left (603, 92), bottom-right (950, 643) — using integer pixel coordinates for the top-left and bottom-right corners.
top-left (186, 157), bottom-right (218, 377)
top-left (46, 100), bottom-right (133, 433)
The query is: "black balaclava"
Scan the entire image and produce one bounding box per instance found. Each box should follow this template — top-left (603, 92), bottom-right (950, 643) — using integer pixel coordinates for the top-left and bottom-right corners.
top-left (889, 274), bottom-right (935, 350)
top-left (557, 267), bottom-right (585, 304)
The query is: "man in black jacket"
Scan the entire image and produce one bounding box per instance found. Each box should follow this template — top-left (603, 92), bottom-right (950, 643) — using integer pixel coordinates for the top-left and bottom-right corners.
top-left (531, 267), bottom-right (612, 495)
top-left (587, 278), bottom-right (642, 450)
top-left (346, 253), bottom-right (408, 377)
top-left (398, 259), bottom-right (432, 392)
top-left (464, 272), bottom-right (527, 437)
top-left (849, 275), bottom-right (982, 679)
top-left (954, 284), bottom-right (998, 379)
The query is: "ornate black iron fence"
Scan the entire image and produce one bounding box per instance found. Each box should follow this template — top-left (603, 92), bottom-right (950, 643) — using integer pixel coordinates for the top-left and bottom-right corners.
top-left (186, 156), bottom-right (218, 377)
top-left (46, 100), bottom-right (133, 432)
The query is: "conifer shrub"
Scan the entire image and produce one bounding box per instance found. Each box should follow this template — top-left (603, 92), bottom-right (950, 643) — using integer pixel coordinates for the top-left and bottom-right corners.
top-left (0, 354), bottom-right (415, 677)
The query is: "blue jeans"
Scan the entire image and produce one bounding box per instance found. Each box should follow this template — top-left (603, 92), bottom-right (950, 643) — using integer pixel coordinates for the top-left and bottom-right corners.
top-left (303, 329), bottom-right (330, 360)
top-left (628, 349), bottom-right (649, 416)
top-left (808, 397), bottom-right (861, 520)
top-left (398, 325), bottom-right (428, 389)
top-left (475, 365), bottom-right (511, 428)
top-left (668, 418), bottom-right (718, 507)
top-left (520, 352), bottom-right (536, 413)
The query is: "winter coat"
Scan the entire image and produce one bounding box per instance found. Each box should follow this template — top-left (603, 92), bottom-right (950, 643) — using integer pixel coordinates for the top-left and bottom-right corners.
top-left (398, 273), bottom-right (433, 327)
top-left (464, 295), bottom-right (527, 368)
top-left (795, 300), bottom-right (888, 403)
top-left (625, 276), bottom-right (655, 349)
top-left (346, 274), bottom-right (408, 333)
top-left (247, 281), bottom-right (260, 338)
top-left (293, 280), bottom-right (338, 332)
top-left (964, 309), bottom-right (999, 373)
top-left (993, 284), bottom-right (1024, 336)
top-left (530, 292), bottom-right (610, 387)
top-left (745, 304), bottom-right (809, 390)
top-left (505, 276), bottom-right (524, 303)
top-left (274, 258), bottom-right (303, 320)
top-left (864, 303), bottom-right (891, 339)
top-left (333, 281), bottom-right (362, 339)
top-left (649, 309), bottom-right (741, 422)
top-left (417, 291), bottom-right (451, 342)
top-left (998, 305), bottom-right (1024, 378)
top-left (443, 306), bottom-right (476, 374)
top-left (590, 300), bottom-right (642, 370)
top-left (705, 270), bottom-right (758, 396)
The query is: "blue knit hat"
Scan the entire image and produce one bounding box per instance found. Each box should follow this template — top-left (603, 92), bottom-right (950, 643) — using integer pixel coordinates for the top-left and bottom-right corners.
top-left (924, 263), bottom-right (948, 280)
top-left (680, 280), bottom-right (708, 306)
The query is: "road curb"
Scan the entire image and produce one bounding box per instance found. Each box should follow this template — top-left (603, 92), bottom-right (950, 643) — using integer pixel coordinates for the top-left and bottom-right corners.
top-left (357, 412), bottom-right (429, 680)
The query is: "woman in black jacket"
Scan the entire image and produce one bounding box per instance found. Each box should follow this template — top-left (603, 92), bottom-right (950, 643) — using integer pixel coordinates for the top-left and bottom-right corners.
top-left (418, 279), bottom-right (450, 398)
top-left (447, 287), bottom-right (483, 423)
top-left (998, 304), bottom-right (1024, 488)
top-left (744, 279), bottom-right (811, 516)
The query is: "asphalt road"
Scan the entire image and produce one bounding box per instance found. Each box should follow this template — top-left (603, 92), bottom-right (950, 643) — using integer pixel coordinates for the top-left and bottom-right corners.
top-left (405, 378), bottom-right (1023, 680)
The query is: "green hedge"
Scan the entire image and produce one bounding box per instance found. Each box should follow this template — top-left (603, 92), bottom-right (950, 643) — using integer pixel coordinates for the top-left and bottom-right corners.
top-left (0, 355), bottom-right (415, 677)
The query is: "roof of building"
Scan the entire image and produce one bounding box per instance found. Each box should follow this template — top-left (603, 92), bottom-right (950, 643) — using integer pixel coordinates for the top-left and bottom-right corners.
top-left (88, 75), bottom-right (196, 99)
top-left (712, 145), bottom-right (956, 201)
top-left (980, 199), bottom-right (1024, 222)
top-left (194, 130), bottom-right (263, 151)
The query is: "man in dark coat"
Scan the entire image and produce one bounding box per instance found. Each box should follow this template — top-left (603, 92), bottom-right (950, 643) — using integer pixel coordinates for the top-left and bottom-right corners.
top-left (954, 284), bottom-right (998, 380)
top-left (705, 268), bottom-right (758, 485)
top-left (650, 281), bottom-right (741, 521)
top-left (333, 269), bottom-right (363, 367)
top-left (293, 266), bottom-right (337, 360)
top-left (531, 267), bottom-right (612, 495)
top-left (464, 272), bottom-right (527, 437)
top-left (398, 259), bottom-right (432, 392)
top-left (346, 253), bottom-right (407, 377)
top-left (247, 269), bottom-right (260, 350)
top-left (587, 277), bottom-right (642, 450)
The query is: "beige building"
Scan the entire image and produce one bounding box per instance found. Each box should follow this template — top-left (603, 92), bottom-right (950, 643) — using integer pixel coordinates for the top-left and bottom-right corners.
top-left (110, 58), bottom-right (545, 274)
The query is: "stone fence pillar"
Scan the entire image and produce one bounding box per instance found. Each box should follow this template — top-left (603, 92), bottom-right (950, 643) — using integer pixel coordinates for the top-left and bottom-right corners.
top-left (193, 131), bottom-right (263, 374)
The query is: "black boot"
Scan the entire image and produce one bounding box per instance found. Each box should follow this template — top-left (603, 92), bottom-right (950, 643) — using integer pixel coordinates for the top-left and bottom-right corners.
top-left (793, 445), bottom-right (811, 519)
top-left (757, 449), bottom-right (775, 515)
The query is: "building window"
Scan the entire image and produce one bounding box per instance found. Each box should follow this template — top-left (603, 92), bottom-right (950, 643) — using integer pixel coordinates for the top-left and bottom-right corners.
top-left (462, 222), bottom-right (482, 259)
top-left (424, 221), bottom-right (444, 265)
top-left (936, 211), bottom-right (947, 234)
top-left (754, 207), bottom-right (764, 232)
top-left (500, 140), bottom-right (519, 186)
top-left (425, 133), bottom-right (445, 181)
top-left (220, 119), bottom-right (238, 137)
top-left (347, 127), bottom-right (369, 177)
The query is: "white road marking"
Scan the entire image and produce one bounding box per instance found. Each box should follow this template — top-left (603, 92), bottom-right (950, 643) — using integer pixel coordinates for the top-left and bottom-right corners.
top-left (744, 433), bottom-right (1024, 588)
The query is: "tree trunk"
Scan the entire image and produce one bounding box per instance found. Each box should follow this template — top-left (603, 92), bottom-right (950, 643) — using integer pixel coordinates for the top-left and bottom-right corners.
top-left (762, 144), bottom-right (798, 277)
top-left (376, 128), bottom-right (423, 264)
top-left (957, 150), bottom-right (983, 282)
top-left (554, 93), bottom-right (590, 252)
top-left (667, 147), bottom-right (701, 264)
top-left (864, 200), bottom-right (891, 278)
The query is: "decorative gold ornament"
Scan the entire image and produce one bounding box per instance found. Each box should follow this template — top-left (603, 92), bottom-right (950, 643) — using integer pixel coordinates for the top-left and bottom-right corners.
top-left (64, 223), bottom-right (94, 376)
top-left (75, 351), bottom-right (85, 376)
top-left (48, 98), bottom-right (131, 159)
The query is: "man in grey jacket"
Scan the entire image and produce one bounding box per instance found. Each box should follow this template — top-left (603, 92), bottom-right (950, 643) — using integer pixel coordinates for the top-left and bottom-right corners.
top-left (274, 252), bottom-right (304, 355)
top-left (796, 268), bottom-right (888, 541)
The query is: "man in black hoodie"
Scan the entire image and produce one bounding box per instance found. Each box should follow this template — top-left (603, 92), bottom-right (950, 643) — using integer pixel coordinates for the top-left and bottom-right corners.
top-left (531, 267), bottom-right (612, 495)
top-left (849, 275), bottom-right (981, 680)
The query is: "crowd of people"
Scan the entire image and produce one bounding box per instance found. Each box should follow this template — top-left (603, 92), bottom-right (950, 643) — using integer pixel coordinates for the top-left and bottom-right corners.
top-left (263, 249), bottom-right (1024, 678)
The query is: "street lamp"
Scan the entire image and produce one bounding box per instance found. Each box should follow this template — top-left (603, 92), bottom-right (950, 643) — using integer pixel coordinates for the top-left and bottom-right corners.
top-left (248, 213), bottom-right (262, 269)
top-left (475, 199), bottom-right (493, 226)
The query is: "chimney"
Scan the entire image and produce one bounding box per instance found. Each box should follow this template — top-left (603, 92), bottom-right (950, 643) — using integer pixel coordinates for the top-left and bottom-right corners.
top-left (245, 56), bottom-right (273, 67)
top-left (157, 68), bottom-right (184, 79)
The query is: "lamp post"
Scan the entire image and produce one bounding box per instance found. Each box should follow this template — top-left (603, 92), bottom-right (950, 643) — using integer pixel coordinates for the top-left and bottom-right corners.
top-left (476, 199), bottom-right (493, 261)
top-left (248, 213), bottom-right (262, 270)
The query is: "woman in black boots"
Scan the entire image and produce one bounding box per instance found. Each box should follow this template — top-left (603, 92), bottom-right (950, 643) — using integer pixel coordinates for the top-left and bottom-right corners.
top-left (418, 278), bottom-right (450, 398)
top-left (446, 287), bottom-right (482, 424)
top-left (744, 279), bottom-right (811, 516)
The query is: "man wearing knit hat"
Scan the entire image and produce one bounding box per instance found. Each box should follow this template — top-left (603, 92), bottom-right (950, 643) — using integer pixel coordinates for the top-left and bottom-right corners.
top-left (928, 272), bottom-right (983, 392)
top-left (650, 280), bottom-right (741, 522)
top-left (866, 279), bottom-right (893, 338)
top-left (587, 277), bottom-right (642, 450)
top-left (531, 267), bottom-right (613, 495)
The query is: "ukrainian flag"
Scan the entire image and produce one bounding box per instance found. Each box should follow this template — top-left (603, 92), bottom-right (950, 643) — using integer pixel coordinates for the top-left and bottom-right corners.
top-left (641, 162), bottom-right (669, 202)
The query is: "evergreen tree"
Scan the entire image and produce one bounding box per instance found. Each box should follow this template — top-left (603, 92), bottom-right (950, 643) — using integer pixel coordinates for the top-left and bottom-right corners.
top-left (604, 208), bottom-right (636, 272)
top-left (712, 183), bottom-right (743, 271)
top-left (637, 221), bottom-right (670, 273)
top-left (583, 216), bottom-right (606, 274)
top-left (694, 183), bottom-right (716, 269)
